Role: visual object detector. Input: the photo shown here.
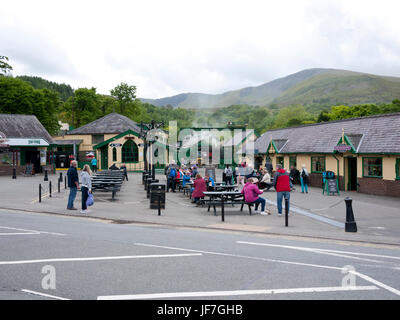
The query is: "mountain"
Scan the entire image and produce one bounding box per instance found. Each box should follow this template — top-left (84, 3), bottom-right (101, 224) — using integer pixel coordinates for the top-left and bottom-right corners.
top-left (140, 68), bottom-right (400, 109)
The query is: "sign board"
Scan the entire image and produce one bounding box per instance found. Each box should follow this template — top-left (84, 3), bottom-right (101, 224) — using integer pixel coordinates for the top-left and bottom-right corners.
top-left (109, 143), bottom-right (122, 147)
top-left (40, 150), bottom-right (47, 165)
top-left (204, 166), bottom-right (216, 181)
top-left (6, 138), bottom-right (49, 147)
top-left (324, 178), bottom-right (339, 195)
top-left (334, 144), bottom-right (352, 152)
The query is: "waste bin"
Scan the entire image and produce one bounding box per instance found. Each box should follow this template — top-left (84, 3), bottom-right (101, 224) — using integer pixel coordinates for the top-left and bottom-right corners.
top-left (147, 179), bottom-right (159, 198)
top-left (150, 183), bottom-right (166, 210)
top-left (145, 177), bottom-right (153, 191)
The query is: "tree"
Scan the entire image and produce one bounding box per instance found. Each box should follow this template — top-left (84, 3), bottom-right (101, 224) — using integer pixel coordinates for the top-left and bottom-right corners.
top-left (0, 56), bottom-right (13, 75)
top-left (110, 83), bottom-right (140, 117)
top-left (68, 88), bottom-right (100, 128)
top-left (271, 105), bottom-right (313, 128)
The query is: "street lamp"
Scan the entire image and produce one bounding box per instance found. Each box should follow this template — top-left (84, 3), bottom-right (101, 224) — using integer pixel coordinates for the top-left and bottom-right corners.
top-left (139, 120), bottom-right (165, 179)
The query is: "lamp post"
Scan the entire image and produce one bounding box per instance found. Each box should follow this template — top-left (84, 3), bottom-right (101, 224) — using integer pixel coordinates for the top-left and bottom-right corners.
top-left (139, 120), bottom-right (165, 178)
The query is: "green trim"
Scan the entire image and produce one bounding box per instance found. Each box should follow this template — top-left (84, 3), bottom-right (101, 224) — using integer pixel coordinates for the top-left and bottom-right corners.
top-left (396, 158), bottom-right (400, 180)
top-left (311, 156), bottom-right (326, 173)
top-left (267, 140), bottom-right (279, 154)
top-left (93, 130), bottom-right (140, 150)
top-left (334, 135), bottom-right (357, 154)
top-left (362, 157), bottom-right (383, 178)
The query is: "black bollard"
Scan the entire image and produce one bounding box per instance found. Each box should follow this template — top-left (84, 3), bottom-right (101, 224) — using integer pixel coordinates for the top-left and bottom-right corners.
top-left (12, 167), bottom-right (16, 179)
top-left (345, 197), bottom-right (357, 232)
top-left (39, 184), bottom-right (41, 203)
top-left (58, 179), bottom-right (60, 193)
top-left (59, 172), bottom-right (63, 182)
top-left (49, 181), bottom-right (52, 198)
top-left (285, 198), bottom-right (289, 227)
top-left (65, 176), bottom-right (67, 189)
top-left (158, 193), bottom-right (161, 216)
top-left (44, 169), bottom-right (48, 181)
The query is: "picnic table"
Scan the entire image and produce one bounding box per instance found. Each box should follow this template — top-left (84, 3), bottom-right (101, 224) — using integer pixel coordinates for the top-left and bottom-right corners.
top-left (203, 191), bottom-right (255, 222)
top-left (91, 170), bottom-right (125, 200)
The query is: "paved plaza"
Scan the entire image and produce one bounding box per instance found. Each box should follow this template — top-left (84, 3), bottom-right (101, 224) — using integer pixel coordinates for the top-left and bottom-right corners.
top-left (0, 169), bottom-right (399, 245)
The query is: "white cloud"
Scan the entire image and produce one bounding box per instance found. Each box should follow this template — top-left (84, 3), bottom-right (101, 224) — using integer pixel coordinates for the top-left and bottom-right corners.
top-left (1, 0), bottom-right (400, 98)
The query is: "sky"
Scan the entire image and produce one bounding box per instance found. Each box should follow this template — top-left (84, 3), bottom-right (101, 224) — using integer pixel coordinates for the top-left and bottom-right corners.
top-left (1, 0), bottom-right (400, 99)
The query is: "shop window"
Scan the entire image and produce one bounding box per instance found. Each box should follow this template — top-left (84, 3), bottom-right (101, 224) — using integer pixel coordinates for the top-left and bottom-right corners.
top-left (92, 135), bottom-right (104, 145)
top-left (363, 157), bottom-right (382, 178)
top-left (122, 140), bottom-right (138, 163)
top-left (289, 156), bottom-right (297, 168)
top-left (112, 147), bottom-right (117, 162)
top-left (276, 156), bottom-right (284, 168)
top-left (311, 156), bottom-right (326, 173)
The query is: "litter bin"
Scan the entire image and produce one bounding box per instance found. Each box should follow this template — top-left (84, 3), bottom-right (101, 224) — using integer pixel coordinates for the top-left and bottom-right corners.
top-left (147, 179), bottom-right (159, 198)
top-left (150, 183), bottom-right (166, 210)
top-left (145, 177), bottom-right (153, 191)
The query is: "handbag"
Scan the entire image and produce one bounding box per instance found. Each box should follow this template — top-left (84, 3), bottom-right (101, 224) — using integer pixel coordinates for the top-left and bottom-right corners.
top-left (86, 192), bottom-right (94, 206)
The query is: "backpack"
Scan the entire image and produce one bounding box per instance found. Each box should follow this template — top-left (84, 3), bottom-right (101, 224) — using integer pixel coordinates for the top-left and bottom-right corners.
top-left (169, 168), bottom-right (176, 178)
top-left (226, 167), bottom-right (233, 177)
top-left (301, 169), bottom-right (307, 178)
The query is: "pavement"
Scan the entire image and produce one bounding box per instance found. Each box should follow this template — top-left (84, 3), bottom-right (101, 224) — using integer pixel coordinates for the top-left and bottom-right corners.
top-left (0, 170), bottom-right (399, 246)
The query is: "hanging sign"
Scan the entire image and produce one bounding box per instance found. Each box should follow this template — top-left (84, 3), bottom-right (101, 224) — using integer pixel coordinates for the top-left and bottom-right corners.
top-left (110, 143), bottom-right (122, 147)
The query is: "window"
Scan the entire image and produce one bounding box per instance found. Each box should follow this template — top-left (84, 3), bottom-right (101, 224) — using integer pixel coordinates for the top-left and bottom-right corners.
top-left (289, 156), bottom-right (297, 168)
top-left (112, 147), bottom-right (117, 162)
top-left (276, 156), bottom-right (284, 168)
top-left (397, 159), bottom-right (400, 180)
top-left (311, 156), bottom-right (326, 173)
top-left (92, 135), bottom-right (104, 145)
top-left (122, 140), bottom-right (138, 163)
top-left (363, 157), bottom-right (382, 178)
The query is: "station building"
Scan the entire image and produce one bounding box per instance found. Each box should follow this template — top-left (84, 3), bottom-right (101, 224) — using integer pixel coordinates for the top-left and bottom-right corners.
top-left (254, 112), bottom-right (400, 197)
top-left (0, 114), bottom-right (54, 175)
top-left (53, 113), bottom-right (146, 171)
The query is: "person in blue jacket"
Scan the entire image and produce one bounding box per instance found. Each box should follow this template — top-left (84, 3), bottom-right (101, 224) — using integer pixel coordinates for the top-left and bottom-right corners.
top-left (204, 174), bottom-right (215, 191)
top-left (182, 171), bottom-right (192, 188)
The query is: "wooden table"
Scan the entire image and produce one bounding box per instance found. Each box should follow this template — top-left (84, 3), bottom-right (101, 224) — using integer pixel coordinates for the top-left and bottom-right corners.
top-left (203, 191), bottom-right (244, 222)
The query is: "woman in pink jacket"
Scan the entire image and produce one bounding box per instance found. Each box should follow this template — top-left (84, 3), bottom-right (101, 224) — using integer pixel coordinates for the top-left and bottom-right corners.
top-left (241, 177), bottom-right (270, 215)
top-left (191, 174), bottom-right (207, 205)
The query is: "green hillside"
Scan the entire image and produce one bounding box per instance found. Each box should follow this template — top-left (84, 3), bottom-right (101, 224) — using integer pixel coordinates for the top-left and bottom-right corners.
top-left (141, 68), bottom-right (400, 109)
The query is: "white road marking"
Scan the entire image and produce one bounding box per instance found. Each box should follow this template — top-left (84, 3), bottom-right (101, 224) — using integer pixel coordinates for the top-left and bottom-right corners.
top-left (134, 242), bottom-right (400, 297)
top-left (0, 232), bottom-right (39, 236)
top-left (97, 285), bottom-right (379, 300)
top-left (21, 289), bottom-right (70, 300)
top-left (0, 226), bottom-right (65, 236)
top-left (0, 253), bottom-right (202, 265)
top-left (236, 241), bottom-right (387, 263)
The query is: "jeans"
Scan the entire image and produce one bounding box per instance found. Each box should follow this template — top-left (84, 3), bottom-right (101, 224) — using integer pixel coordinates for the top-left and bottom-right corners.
top-left (167, 178), bottom-right (176, 192)
top-left (81, 186), bottom-right (89, 211)
top-left (253, 197), bottom-right (266, 212)
top-left (67, 187), bottom-right (77, 209)
top-left (300, 177), bottom-right (308, 193)
top-left (277, 191), bottom-right (290, 214)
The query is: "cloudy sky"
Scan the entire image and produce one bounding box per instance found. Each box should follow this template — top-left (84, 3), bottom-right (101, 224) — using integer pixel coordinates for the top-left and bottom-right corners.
top-left (1, 0), bottom-right (400, 98)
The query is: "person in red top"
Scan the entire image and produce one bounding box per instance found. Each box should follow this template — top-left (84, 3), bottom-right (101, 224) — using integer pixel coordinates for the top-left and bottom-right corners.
top-left (191, 173), bottom-right (207, 205)
top-left (273, 164), bottom-right (293, 216)
top-left (241, 177), bottom-right (270, 215)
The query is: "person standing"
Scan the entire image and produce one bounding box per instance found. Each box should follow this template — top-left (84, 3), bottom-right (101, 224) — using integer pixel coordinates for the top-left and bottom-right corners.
top-left (167, 165), bottom-right (177, 192)
top-left (273, 164), bottom-right (292, 216)
top-left (265, 158), bottom-right (273, 175)
top-left (224, 165), bottom-right (233, 185)
top-left (91, 156), bottom-right (97, 173)
top-left (290, 165), bottom-right (300, 185)
top-left (67, 160), bottom-right (79, 210)
top-left (80, 164), bottom-right (92, 214)
top-left (300, 164), bottom-right (309, 194)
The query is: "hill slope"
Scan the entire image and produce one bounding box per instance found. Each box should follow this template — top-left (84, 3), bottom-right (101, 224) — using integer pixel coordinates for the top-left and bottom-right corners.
top-left (141, 68), bottom-right (400, 109)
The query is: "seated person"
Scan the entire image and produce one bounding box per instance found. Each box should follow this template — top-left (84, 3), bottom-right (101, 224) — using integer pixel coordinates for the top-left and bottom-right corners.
top-left (191, 173), bottom-right (206, 205)
top-left (182, 171), bottom-right (192, 188)
top-left (204, 174), bottom-right (215, 191)
top-left (241, 177), bottom-right (270, 215)
top-left (258, 168), bottom-right (273, 191)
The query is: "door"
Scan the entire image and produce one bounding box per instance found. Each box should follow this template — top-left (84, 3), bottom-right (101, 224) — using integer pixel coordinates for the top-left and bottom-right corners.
top-left (101, 147), bottom-right (108, 170)
top-left (347, 157), bottom-right (357, 191)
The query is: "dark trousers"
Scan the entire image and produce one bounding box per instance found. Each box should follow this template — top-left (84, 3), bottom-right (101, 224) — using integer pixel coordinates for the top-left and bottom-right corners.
top-left (81, 186), bottom-right (89, 210)
top-left (167, 178), bottom-right (176, 192)
top-left (92, 165), bottom-right (97, 173)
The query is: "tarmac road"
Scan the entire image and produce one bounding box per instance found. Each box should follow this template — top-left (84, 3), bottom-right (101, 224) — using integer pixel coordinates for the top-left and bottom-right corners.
top-left (1, 209), bottom-right (400, 301)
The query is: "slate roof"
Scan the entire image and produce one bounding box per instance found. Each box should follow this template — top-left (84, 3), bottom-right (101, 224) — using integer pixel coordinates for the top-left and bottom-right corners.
top-left (67, 113), bottom-right (142, 135)
top-left (53, 139), bottom-right (83, 145)
top-left (0, 114), bottom-right (54, 143)
top-left (255, 112), bottom-right (400, 154)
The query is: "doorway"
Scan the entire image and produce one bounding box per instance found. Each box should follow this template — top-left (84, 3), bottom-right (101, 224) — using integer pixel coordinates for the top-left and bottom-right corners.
top-left (101, 147), bottom-right (108, 170)
top-left (347, 157), bottom-right (357, 191)
top-left (25, 150), bottom-right (40, 174)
